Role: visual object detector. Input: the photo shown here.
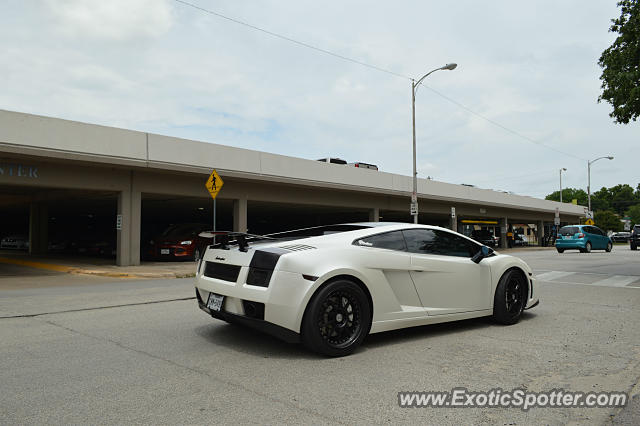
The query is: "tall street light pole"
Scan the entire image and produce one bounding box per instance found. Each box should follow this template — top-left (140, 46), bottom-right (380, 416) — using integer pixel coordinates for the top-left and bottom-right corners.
top-left (411, 63), bottom-right (457, 224)
top-left (559, 168), bottom-right (567, 203)
top-left (587, 156), bottom-right (614, 213)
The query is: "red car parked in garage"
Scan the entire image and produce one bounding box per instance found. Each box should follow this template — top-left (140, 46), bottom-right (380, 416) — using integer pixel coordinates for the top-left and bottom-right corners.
top-left (150, 223), bottom-right (213, 261)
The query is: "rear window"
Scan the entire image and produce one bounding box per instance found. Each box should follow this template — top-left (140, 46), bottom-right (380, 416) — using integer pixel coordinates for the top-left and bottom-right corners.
top-left (559, 226), bottom-right (579, 236)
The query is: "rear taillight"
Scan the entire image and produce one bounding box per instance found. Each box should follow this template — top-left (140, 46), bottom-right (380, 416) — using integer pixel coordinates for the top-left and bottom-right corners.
top-left (577, 233), bottom-right (584, 238)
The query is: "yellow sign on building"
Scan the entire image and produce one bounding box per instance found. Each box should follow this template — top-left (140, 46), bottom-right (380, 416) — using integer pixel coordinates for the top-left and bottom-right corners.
top-left (585, 218), bottom-right (595, 225)
top-left (205, 169), bottom-right (224, 200)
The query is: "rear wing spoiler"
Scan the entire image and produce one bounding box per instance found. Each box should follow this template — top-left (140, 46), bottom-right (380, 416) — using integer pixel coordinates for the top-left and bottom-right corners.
top-left (199, 231), bottom-right (275, 252)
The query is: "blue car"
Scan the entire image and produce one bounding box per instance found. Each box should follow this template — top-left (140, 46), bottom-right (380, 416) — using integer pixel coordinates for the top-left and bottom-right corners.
top-left (555, 225), bottom-right (613, 253)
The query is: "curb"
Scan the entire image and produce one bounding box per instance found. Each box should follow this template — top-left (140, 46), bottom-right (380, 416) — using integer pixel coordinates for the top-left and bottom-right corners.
top-left (0, 257), bottom-right (194, 279)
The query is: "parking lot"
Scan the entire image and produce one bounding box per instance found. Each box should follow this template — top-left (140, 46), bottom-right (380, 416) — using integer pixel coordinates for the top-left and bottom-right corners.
top-left (1, 246), bottom-right (638, 424)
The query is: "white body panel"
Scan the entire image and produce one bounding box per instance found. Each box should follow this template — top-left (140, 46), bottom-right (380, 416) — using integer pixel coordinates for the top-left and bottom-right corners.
top-left (195, 224), bottom-right (538, 338)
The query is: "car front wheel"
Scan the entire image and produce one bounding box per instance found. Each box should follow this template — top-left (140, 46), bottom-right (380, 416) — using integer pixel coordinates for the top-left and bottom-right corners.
top-left (301, 279), bottom-right (371, 357)
top-left (493, 269), bottom-right (527, 325)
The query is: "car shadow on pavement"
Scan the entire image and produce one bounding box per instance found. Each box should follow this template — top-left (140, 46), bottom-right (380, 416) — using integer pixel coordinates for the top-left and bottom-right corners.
top-left (194, 312), bottom-right (538, 359)
top-left (361, 312), bottom-right (538, 352)
top-left (194, 322), bottom-right (317, 360)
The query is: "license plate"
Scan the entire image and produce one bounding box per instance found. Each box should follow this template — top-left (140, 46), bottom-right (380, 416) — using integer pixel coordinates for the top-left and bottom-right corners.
top-left (160, 249), bottom-right (170, 255)
top-left (206, 293), bottom-right (224, 312)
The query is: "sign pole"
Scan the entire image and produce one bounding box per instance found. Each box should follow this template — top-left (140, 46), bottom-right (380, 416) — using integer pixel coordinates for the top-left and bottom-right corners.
top-left (206, 169), bottom-right (224, 244)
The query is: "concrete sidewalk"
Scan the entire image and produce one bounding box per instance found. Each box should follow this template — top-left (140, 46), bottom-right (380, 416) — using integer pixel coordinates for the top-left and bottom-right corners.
top-left (0, 252), bottom-right (197, 279)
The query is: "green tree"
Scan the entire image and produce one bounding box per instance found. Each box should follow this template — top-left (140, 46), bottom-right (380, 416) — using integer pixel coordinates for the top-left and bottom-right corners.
top-left (591, 187), bottom-right (612, 212)
top-left (598, 0), bottom-right (640, 124)
top-left (545, 188), bottom-right (588, 205)
top-left (626, 204), bottom-right (640, 226)
top-left (595, 210), bottom-right (623, 232)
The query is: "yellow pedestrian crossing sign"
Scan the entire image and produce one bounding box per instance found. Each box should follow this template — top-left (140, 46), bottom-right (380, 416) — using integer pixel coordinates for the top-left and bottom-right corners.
top-left (585, 218), bottom-right (595, 225)
top-left (205, 169), bottom-right (224, 200)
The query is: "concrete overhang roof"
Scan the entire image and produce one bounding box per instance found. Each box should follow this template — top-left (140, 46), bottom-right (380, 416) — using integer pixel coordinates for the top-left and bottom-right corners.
top-left (0, 109), bottom-right (586, 217)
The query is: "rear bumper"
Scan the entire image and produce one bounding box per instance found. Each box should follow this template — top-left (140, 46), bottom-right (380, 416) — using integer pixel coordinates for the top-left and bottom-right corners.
top-left (196, 289), bottom-right (300, 343)
top-left (555, 240), bottom-right (586, 249)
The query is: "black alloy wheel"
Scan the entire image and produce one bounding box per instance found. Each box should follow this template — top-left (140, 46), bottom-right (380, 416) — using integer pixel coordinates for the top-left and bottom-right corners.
top-left (302, 279), bottom-right (371, 357)
top-left (493, 269), bottom-right (527, 325)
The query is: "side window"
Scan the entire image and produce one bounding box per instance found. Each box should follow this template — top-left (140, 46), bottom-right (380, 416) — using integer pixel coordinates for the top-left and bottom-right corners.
top-left (595, 227), bottom-right (605, 236)
top-left (355, 231), bottom-right (407, 251)
top-left (402, 229), bottom-right (438, 254)
top-left (403, 229), bottom-right (479, 258)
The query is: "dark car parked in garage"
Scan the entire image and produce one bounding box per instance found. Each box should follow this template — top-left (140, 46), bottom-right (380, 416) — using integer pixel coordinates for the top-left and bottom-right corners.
top-left (470, 229), bottom-right (496, 247)
top-left (149, 223), bottom-right (212, 261)
top-left (631, 225), bottom-right (640, 250)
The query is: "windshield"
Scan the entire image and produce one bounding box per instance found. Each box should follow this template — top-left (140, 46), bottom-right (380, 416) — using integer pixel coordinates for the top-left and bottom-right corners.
top-left (161, 224), bottom-right (206, 238)
top-left (559, 226), bottom-right (579, 236)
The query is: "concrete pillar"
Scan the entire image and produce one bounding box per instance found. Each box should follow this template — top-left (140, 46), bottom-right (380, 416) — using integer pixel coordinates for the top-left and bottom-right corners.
top-left (538, 220), bottom-right (544, 247)
top-left (116, 173), bottom-right (141, 266)
top-left (28, 202), bottom-right (48, 255)
top-left (233, 198), bottom-right (248, 233)
top-left (450, 208), bottom-right (457, 232)
top-left (368, 207), bottom-right (380, 222)
top-left (500, 217), bottom-right (508, 249)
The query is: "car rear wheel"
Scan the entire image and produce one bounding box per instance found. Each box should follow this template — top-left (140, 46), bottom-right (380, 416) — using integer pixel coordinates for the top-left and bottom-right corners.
top-left (556, 248), bottom-right (564, 253)
top-left (301, 279), bottom-right (371, 357)
top-left (582, 242), bottom-right (592, 253)
top-left (605, 242), bottom-right (612, 252)
top-left (492, 269), bottom-right (527, 325)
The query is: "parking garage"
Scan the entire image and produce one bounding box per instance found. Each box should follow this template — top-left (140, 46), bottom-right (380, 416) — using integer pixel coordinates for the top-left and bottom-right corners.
top-left (0, 109), bottom-right (586, 266)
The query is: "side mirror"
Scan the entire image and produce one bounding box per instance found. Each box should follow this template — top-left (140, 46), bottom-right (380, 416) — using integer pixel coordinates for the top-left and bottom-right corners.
top-left (471, 246), bottom-right (490, 264)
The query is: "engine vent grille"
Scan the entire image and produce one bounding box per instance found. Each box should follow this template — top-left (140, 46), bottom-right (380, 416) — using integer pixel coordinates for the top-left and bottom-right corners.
top-left (279, 244), bottom-right (316, 252)
top-left (203, 261), bottom-right (241, 282)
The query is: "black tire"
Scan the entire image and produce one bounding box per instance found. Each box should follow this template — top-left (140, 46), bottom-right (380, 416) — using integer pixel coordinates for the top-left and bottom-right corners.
top-left (556, 248), bottom-right (564, 253)
top-left (301, 279), bottom-right (371, 357)
top-left (584, 242), bottom-right (592, 253)
top-left (605, 242), bottom-right (612, 253)
top-left (631, 244), bottom-right (637, 251)
top-left (492, 269), bottom-right (527, 325)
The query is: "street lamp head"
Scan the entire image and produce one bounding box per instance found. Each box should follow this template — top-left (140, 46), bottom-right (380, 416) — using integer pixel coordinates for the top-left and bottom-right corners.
top-left (607, 156), bottom-right (614, 160)
top-left (443, 63), bottom-right (457, 70)
top-left (561, 168), bottom-right (567, 171)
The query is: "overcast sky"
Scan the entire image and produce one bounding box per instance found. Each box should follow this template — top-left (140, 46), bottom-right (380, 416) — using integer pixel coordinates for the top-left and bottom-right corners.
top-left (2, 0), bottom-right (637, 199)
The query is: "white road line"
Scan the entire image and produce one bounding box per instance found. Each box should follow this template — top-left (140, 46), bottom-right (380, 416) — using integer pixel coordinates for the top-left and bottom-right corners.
top-left (590, 275), bottom-right (640, 287)
top-left (535, 271), bottom-right (575, 281)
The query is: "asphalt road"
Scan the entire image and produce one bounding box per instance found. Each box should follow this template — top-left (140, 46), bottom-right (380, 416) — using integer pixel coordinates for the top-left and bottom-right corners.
top-left (1, 248), bottom-right (639, 424)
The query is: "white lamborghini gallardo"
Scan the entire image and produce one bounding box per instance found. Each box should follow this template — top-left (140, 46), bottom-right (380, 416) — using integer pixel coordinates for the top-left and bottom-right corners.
top-left (195, 223), bottom-right (538, 356)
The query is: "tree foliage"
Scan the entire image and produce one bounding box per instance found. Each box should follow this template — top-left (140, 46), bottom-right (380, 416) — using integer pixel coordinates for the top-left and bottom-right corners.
top-left (626, 204), bottom-right (640, 226)
top-left (598, 0), bottom-right (640, 124)
top-left (545, 188), bottom-right (588, 205)
top-left (595, 210), bottom-right (624, 232)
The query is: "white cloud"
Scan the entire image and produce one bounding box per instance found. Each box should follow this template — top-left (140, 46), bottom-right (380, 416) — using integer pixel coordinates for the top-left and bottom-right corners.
top-left (45, 0), bottom-right (172, 40)
top-left (0, 0), bottom-right (635, 198)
